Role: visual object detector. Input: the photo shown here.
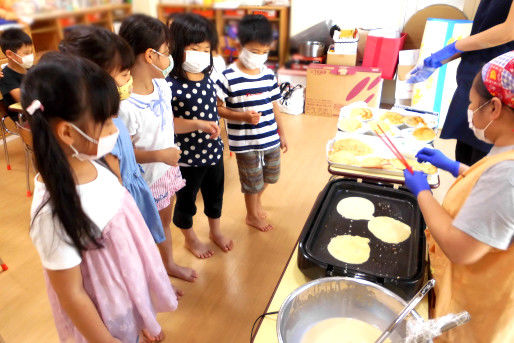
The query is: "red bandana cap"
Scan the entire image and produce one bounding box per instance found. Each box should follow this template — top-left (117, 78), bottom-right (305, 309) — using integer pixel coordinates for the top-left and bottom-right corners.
top-left (481, 50), bottom-right (514, 109)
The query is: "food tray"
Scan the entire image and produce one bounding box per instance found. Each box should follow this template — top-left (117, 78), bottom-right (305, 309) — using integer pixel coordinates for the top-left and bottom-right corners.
top-left (298, 178), bottom-right (426, 299)
top-left (337, 102), bottom-right (439, 143)
top-left (326, 133), bottom-right (440, 187)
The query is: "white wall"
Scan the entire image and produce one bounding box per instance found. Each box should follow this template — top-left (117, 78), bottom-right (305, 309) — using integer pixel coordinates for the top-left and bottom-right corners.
top-left (290, 0), bottom-right (469, 36)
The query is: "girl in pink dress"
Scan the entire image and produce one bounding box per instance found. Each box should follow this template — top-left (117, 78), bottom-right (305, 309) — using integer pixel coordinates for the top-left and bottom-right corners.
top-left (24, 52), bottom-right (177, 342)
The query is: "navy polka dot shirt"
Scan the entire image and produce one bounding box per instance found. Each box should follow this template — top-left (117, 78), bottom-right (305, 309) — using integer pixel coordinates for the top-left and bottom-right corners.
top-left (167, 74), bottom-right (224, 167)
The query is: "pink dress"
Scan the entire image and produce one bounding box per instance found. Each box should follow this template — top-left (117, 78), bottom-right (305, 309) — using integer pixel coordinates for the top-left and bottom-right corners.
top-left (30, 162), bottom-right (178, 343)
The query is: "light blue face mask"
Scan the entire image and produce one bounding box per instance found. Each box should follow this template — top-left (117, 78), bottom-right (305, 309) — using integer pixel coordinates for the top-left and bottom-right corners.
top-left (151, 49), bottom-right (174, 78)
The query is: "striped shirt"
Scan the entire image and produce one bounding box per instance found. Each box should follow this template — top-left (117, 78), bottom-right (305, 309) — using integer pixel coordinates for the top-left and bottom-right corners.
top-left (216, 63), bottom-right (281, 153)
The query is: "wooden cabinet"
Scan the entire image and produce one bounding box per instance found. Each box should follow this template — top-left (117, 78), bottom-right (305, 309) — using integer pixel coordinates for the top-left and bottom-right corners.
top-left (28, 3), bottom-right (132, 55)
top-left (157, 3), bottom-right (290, 66)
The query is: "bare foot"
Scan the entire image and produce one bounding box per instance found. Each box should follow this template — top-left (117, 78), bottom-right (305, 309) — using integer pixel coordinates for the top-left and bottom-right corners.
top-left (185, 236), bottom-right (214, 259)
top-left (141, 329), bottom-right (165, 342)
top-left (165, 262), bottom-right (198, 282)
top-left (209, 232), bottom-right (234, 252)
top-left (246, 215), bottom-right (273, 232)
top-left (174, 286), bottom-right (184, 299)
top-left (257, 206), bottom-right (268, 219)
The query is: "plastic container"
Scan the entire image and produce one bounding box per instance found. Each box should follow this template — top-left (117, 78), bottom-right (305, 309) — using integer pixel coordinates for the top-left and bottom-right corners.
top-left (363, 33), bottom-right (407, 80)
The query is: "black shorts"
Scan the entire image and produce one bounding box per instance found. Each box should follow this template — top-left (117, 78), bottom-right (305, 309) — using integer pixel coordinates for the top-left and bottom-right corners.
top-left (173, 159), bottom-right (224, 229)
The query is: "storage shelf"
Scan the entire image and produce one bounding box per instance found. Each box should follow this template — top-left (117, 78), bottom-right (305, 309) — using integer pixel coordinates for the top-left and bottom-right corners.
top-left (27, 4), bottom-right (132, 54)
top-left (157, 3), bottom-right (289, 66)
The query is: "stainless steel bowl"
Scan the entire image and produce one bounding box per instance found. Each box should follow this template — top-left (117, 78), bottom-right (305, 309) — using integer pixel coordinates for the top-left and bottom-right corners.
top-left (277, 277), bottom-right (427, 343)
top-left (299, 40), bottom-right (326, 58)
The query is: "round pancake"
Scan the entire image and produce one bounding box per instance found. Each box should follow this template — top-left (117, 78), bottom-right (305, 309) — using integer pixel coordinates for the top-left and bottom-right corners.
top-left (350, 107), bottom-right (373, 120)
top-left (332, 138), bottom-right (373, 156)
top-left (403, 115), bottom-right (427, 127)
top-left (368, 216), bottom-right (411, 244)
top-left (327, 235), bottom-right (371, 264)
top-left (380, 111), bottom-right (404, 125)
top-left (336, 196), bottom-right (375, 220)
top-left (413, 127), bottom-right (436, 141)
top-left (338, 117), bottom-right (362, 132)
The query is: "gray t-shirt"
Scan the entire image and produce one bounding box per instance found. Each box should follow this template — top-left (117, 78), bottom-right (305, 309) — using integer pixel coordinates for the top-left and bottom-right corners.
top-left (453, 145), bottom-right (514, 250)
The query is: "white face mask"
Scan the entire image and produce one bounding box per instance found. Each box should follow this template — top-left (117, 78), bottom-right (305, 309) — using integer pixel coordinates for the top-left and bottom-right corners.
top-left (151, 49), bottom-right (174, 78)
top-left (183, 50), bottom-right (211, 74)
top-left (467, 100), bottom-right (494, 144)
top-left (14, 53), bottom-right (34, 69)
top-left (239, 48), bottom-right (268, 70)
top-left (69, 123), bottom-right (119, 161)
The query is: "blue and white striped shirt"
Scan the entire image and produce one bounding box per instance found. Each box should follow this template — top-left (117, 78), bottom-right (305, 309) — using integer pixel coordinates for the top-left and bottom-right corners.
top-left (216, 63), bottom-right (281, 153)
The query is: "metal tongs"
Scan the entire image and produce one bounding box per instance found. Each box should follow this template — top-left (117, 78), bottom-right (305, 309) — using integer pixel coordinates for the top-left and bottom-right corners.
top-left (374, 280), bottom-right (435, 343)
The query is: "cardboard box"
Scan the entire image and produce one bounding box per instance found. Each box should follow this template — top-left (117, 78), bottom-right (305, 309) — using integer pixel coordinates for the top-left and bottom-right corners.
top-left (305, 64), bottom-right (383, 116)
top-left (327, 51), bottom-right (357, 66)
top-left (411, 18), bottom-right (472, 128)
top-left (395, 49), bottom-right (419, 100)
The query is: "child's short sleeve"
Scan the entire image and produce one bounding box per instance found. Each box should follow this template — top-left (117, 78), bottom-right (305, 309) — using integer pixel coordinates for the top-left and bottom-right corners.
top-left (118, 100), bottom-right (141, 137)
top-left (269, 74), bottom-right (281, 102)
top-left (30, 210), bottom-right (82, 270)
top-left (215, 73), bottom-right (230, 102)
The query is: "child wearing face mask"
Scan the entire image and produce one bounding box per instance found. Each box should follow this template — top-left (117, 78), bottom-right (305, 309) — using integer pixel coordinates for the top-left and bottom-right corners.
top-left (26, 52), bottom-right (176, 343)
top-left (403, 51), bottom-right (514, 342)
top-left (119, 14), bottom-right (219, 281)
top-left (166, 13), bottom-right (233, 259)
top-left (0, 28), bottom-right (34, 121)
top-left (58, 26), bottom-right (177, 289)
top-left (216, 14), bottom-right (288, 232)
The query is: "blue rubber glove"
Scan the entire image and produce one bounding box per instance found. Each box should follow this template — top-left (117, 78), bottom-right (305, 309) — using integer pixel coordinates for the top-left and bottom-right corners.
top-left (403, 170), bottom-right (431, 197)
top-left (416, 147), bottom-right (460, 177)
top-left (407, 41), bottom-right (462, 83)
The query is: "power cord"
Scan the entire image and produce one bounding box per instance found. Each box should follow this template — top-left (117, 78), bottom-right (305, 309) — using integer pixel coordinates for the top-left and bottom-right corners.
top-left (250, 311), bottom-right (279, 342)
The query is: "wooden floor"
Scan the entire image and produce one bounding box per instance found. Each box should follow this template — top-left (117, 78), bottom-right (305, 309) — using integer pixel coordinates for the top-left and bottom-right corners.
top-left (0, 114), bottom-right (455, 342)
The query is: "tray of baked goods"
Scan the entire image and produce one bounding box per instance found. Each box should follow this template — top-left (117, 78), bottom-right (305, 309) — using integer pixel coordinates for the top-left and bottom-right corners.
top-left (337, 102), bottom-right (439, 144)
top-left (326, 132), bottom-right (440, 187)
top-left (328, 103), bottom-right (440, 187)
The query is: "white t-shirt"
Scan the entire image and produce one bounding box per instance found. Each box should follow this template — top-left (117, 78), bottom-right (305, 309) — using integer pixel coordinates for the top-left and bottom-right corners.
top-left (118, 78), bottom-right (176, 186)
top-left (30, 162), bottom-right (124, 270)
top-left (210, 54), bottom-right (227, 84)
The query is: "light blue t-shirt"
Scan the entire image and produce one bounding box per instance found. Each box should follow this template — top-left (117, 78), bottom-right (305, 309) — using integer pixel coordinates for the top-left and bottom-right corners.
top-left (453, 145), bottom-right (514, 250)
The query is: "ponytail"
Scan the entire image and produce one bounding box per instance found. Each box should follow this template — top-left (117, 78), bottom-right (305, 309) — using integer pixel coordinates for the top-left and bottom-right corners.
top-left (23, 53), bottom-right (116, 253)
top-left (30, 109), bottom-right (102, 251)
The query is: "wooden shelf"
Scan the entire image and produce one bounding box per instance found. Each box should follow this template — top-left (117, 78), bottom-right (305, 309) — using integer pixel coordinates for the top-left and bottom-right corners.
top-left (30, 27), bottom-right (59, 35)
top-left (157, 3), bottom-right (289, 66)
top-left (28, 4), bottom-right (131, 53)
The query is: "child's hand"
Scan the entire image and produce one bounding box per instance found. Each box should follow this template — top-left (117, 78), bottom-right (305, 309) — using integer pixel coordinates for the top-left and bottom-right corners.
top-left (199, 121), bottom-right (220, 140)
top-left (160, 147), bottom-right (181, 166)
top-left (280, 135), bottom-right (288, 153)
top-left (243, 110), bottom-right (261, 125)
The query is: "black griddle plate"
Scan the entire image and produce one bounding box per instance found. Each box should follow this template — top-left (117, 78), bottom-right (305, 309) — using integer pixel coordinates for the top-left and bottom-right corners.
top-left (298, 179), bottom-right (426, 298)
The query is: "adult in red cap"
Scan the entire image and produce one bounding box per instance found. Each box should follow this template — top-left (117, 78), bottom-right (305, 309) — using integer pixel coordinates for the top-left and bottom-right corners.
top-left (404, 51), bottom-right (514, 342)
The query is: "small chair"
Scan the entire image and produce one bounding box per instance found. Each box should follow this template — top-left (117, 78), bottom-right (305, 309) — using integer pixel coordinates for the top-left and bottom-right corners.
top-left (0, 98), bottom-right (18, 170)
top-left (15, 121), bottom-right (34, 197)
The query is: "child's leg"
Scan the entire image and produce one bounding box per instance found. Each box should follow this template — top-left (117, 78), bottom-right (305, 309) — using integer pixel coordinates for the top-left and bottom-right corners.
top-left (157, 201), bottom-right (198, 281)
top-left (235, 152), bottom-right (273, 231)
top-left (257, 184), bottom-right (268, 219)
top-left (258, 147), bottom-right (281, 219)
top-left (173, 167), bottom-right (214, 259)
top-left (201, 159), bottom-right (233, 251)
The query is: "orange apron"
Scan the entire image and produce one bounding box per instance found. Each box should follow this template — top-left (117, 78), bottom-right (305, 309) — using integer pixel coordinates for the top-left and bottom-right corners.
top-left (428, 149), bottom-right (514, 343)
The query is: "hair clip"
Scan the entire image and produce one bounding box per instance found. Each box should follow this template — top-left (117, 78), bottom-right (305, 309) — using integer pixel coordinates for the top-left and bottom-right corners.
top-left (26, 100), bottom-right (44, 115)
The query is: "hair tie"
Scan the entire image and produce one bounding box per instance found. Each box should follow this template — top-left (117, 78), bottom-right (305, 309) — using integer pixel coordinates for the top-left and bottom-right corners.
top-left (26, 100), bottom-right (44, 115)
